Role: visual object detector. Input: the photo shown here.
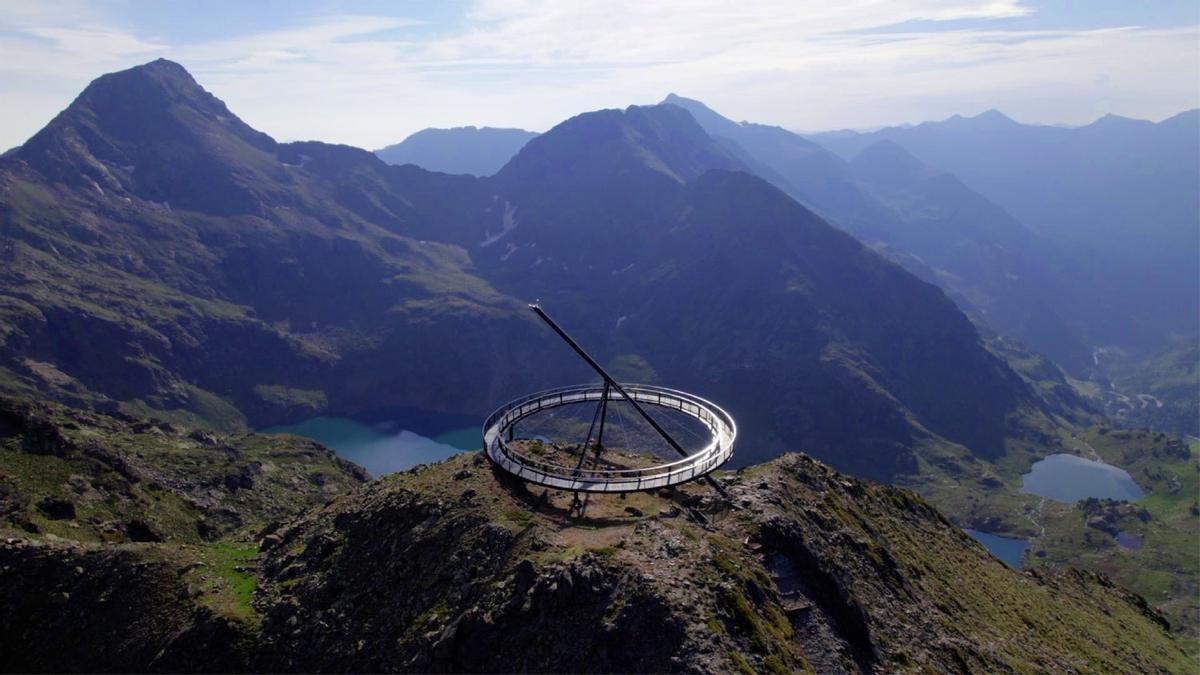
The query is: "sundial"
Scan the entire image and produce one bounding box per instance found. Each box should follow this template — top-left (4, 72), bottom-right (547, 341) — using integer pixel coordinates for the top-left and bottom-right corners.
top-left (483, 304), bottom-right (736, 493)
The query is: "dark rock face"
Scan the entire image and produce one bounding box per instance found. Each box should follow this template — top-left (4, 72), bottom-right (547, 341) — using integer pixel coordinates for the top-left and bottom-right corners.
top-left (255, 497), bottom-right (684, 674)
top-left (0, 539), bottom-right (252, 673)
top-left (36, 497), bottom-right (76, 520)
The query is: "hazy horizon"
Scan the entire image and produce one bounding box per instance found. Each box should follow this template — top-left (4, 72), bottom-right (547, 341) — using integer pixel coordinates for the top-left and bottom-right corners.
top-left (2, 0), bottom-right (1197, 150)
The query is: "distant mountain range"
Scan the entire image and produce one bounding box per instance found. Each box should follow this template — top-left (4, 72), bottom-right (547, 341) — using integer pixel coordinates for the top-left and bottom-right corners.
top-left (660, 94), bottom-right (1097, 375)
top-left (376, 96), bottom-right (1198, 389)
top-left (811, 108), bottom-right (1199, 260)
top-left (0, 59), bottom-right (1053, 483)
top-left (375, 126), bottom-right (538, 176)
top-left (664, 95), bottom-right (1200, 379)
top-left (811, 108), bottom-right (1200, 353)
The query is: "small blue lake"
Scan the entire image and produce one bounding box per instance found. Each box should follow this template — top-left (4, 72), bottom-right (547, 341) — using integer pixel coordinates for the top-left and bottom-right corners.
top-left (1020, 453), bottom-right (1143, 503)
top-left (965, 529), bottom-right (1029, 569)
top-left (262, 417), bottom-right (481, 477)
top-left (1115, 531), bottom-right (1144, 550)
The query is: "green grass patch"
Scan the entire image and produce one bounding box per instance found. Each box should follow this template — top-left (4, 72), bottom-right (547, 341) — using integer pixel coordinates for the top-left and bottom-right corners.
top-left (209, 542), bottom-right (259, 617)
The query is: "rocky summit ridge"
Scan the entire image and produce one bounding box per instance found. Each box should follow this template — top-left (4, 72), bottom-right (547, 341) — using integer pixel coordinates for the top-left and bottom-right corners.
top-left (245, 452), bottom-right (1188, 673)
top-left (0, 399), bottom-right (1190, 672)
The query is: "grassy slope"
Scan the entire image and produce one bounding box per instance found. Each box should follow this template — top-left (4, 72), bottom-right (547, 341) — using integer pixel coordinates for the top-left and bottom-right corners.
top-left (1031, 431), bottom-right (1200, 650)
top-left (1105, 337), bottom-right (1200, 437)
top-left (894, 337), bottom-right (1199, 643)
top-left (903, 415), bottom-right (1200, 648)
top-left (0, 396), bottom-right (372, 670)
top-left (0, 158), bottom-right (527, 431)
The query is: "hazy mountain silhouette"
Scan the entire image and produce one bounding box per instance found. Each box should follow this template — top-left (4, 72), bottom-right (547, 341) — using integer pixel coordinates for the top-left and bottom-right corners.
top-left (660, 95), bottom-right (1112, 374)
top-left (810, 109), bottom-right (1200, 355)
top-left (376, 126), bottom-right (538, 176)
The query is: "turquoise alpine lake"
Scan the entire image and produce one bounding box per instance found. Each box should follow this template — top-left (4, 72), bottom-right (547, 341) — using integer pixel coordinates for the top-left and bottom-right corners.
top-left (965, 529), bottom-right (1029, 569)
top-left (262, 417), bottom-right (481, 477)
top-left (1020, 453), bottom-right (1144, 503)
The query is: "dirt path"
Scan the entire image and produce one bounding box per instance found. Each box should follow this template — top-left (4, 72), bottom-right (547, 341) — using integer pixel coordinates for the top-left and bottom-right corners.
top-left (1025, 497), bottom-right (1047, 540)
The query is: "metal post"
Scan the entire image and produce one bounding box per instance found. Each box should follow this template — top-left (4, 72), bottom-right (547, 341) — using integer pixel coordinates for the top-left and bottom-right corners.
top-left (594, 383), bottom-right (609, 458)
top-left (573, 384), bottom-right (606, 475)
top-left (530, 304), bottom-right (729, 497)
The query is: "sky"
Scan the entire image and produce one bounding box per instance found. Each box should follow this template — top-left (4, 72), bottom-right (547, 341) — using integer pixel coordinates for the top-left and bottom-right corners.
top-left (0, 0), bottom-right (1197, 150)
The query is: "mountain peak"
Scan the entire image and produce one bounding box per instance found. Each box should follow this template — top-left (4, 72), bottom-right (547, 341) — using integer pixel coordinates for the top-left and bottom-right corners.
top-left (849, 138), bottom-right (930, 182)
top-left (66, 58), bottom-right (214, 120)
top-left (968, 109), bottom-right (1018, 127)
top-left (376, 126), bottom-right (538, 175)
top-left (497, 103), bottom-right (744, 184)
top-left (1083, 112), bottom-right (1153, 131)
top-left (657, 93), bottom-right (742, 138)
top-left (975, 108), bottom-right (1011, 120)
top-left (22, 58), bottom-right (272, 154)
top-left (16, 59), bottom-right (276, 214)
top-left (130, 57), bottom-right (194, 79)
top-left (936, 109), bottom-right (1016, 129)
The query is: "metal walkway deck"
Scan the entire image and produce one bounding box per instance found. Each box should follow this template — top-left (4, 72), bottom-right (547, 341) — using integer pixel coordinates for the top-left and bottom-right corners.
top-left (483, 383), bottom-right (736, 493)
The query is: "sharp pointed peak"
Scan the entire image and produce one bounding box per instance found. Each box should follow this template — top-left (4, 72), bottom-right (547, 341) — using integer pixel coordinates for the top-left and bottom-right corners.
top-left (49, 58), bottom-right (222, 127)
top-left (851, 138), bottom-right (926, 172)
top-left (652, 94), bottom-right (741, 138)
top-left (973, 108), bottom-right (1014, 122)
top-left (15, 57), bottom-right (276, 212)
top-left (661, 92), bottom-right (702, 106)
top-left (497, 102), bottom-right (742, 184)
top-left (1087, 112), bottom-right (1145, 126)
top-left (136, 57), bottom-right (192, 74)
top-left (89, 58), bottom-right (202, 92)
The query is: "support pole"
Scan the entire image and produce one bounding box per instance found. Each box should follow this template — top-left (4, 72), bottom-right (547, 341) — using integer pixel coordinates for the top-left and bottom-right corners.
top-left (573, 383), bottom-right (607, 475)
top-left (594, 385), bottom-right (609, 459)
top-left (530, 304), bottom-right (729, 498)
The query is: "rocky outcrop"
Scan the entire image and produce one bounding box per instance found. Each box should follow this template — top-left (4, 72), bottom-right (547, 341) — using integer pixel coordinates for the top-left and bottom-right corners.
top-left (0, 538), bottom-right (255, 673)
top-left (246, 453), bottom-right (1191, 673)
top-left (0, 438), bottom-right (1191, 672)
top-left (0, 396), bottom-right (367, 543)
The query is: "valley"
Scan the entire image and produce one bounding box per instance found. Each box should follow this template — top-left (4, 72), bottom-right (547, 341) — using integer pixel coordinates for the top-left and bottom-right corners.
top-left (905, 425), bottom-right (1200, 644)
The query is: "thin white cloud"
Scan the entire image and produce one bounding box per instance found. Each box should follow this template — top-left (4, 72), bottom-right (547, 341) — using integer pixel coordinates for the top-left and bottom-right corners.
top-left (0, 0), bottom-right (1195, 150)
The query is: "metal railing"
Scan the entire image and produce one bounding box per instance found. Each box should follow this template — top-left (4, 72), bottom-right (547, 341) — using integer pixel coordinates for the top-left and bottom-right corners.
top-left (482, 383), bottom-right (736, 493)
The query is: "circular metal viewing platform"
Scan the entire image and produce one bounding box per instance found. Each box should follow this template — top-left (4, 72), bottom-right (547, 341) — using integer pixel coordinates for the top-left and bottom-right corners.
top-left (483, 383), bottom-right (736, 493)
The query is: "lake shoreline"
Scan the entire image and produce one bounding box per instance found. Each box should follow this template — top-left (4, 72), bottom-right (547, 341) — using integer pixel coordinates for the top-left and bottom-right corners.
top-left (262, 416), bottom-right (482, 478)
